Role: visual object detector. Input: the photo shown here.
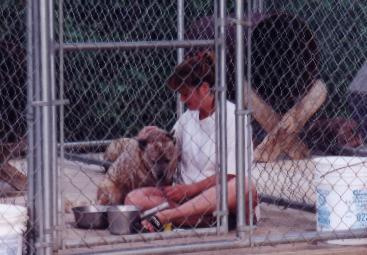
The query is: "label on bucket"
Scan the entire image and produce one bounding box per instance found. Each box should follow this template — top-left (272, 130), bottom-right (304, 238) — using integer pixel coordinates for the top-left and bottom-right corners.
top-left (0, 235), bottom-right (20, 255)
top-left (316, 188), bottom-right (331, 230)
top-left (353, 189), bottom-right (367, 228)
top-left (317, 186), bottom-right (367, 231)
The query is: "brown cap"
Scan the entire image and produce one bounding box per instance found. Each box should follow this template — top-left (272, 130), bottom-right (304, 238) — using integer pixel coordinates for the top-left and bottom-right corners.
top-left (166, 51), bottom-right (215, 92)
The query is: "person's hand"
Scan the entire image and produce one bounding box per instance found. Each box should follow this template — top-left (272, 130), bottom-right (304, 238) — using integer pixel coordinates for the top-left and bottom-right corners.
top-left (141, 219), bottom-right (155, 232)
top-left (141, 214), bottom-right (164, 232)
top-left (163, 184), bottom-right (195, 202)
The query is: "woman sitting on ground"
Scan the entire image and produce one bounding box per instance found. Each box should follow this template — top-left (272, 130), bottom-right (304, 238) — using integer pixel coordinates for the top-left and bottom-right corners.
top-left (124, 51), bottom-right (258, 232)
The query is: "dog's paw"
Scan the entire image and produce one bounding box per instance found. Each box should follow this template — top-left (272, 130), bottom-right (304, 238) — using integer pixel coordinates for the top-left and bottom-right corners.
top-left (64, 198), bottom-right (89, 213)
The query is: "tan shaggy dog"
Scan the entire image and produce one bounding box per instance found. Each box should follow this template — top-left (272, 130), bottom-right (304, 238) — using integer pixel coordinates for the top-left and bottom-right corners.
top-left (97, 126), bottom-right (178, 205)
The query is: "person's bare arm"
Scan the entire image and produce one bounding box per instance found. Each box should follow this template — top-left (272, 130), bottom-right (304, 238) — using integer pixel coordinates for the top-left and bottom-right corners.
top-left (163, 174), bottom-right (235, 202)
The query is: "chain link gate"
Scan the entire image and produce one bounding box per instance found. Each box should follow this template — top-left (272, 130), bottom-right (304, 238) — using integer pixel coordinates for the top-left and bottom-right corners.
top-left (56, 0), bottom-right (235, 253)
top-left (0, 0), bottom-right (367, 254)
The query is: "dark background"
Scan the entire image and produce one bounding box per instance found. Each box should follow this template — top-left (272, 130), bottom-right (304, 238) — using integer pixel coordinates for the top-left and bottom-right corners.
top-left (0, 1), bottom-right (366, 144)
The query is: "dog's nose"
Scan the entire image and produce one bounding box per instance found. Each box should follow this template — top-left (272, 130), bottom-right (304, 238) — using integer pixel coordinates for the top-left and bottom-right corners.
top-left (157, 172), bottom-right (164, 180)
top-left (156, 170), bottom-right (166, 181)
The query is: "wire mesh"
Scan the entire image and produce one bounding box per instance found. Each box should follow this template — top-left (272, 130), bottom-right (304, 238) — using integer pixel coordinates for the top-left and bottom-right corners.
top-left (252, 0), bottom-right (367, 244)
top-left (57, 0), bottom-right (228, 252)
top-left (1, 0), bottom-right (367, 254)
top-left (0, 1), bottom-right (30, 254)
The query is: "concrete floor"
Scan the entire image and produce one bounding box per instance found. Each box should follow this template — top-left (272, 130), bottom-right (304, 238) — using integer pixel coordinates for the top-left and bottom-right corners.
top-left (58, 155), bottom-right (318, 253)
top-left (4, 155), bottom-right (367, 254)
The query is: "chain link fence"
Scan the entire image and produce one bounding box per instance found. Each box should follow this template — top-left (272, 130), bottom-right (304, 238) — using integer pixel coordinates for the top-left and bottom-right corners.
top-left (0, 1), bottom-right (29, 253)
top-left (0, 0), bottom-right (27, 195)
top-left (252, 1), bottom-right (367, 242)
top-left (0, 0), bottom-right (367, 254)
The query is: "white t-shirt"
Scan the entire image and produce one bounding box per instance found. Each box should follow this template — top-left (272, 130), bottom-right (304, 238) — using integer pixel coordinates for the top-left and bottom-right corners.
top-left (173, 100), bottom-right (247, 184)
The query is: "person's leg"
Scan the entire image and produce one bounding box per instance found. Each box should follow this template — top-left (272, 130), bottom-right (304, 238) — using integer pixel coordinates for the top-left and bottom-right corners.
top-left (124, 187), bottom-right (168, 210)
top-left (154, 177), bottom-right (257, 227)
top-left (228, 178), bottom-right (258, 217)
top-left (125, 186), bottom-right (205, 226)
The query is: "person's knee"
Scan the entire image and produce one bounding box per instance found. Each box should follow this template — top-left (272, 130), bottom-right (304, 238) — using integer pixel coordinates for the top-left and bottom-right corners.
top-left (227, 177), bottom-right (258, 210)
top-left (124, 189), bottom-right (139, 205)
top-left (124, 187), bottom-right (164, 206)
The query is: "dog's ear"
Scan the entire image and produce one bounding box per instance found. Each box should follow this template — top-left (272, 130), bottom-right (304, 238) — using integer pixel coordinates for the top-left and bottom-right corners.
top-left (166, 130), bottom-right (176, 144)
top-left (137, 139), bottom-right (147, 150)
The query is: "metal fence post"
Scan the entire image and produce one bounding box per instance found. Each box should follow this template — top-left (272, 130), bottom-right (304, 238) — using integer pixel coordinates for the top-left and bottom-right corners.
top-left (58, 0), bottom-right (66, 250)
top-left (32, 1), bottom-right (45, 254)
top-left (245, 0), bottom-right (254, 243)
top-left (215, 0), bottom-right (229, 233)
top-left (26, 0), bottom-right (36, 253)
top-left (234, 0), bottom-right (247, 240)
top-left (47, 0), bottom-right (59, 250)
top-left (252, 0), bottom-right (264, 13)
top-left (176, 0), bottom-right (185, 117)
top-left (39, 0), bottom-right (56, 253)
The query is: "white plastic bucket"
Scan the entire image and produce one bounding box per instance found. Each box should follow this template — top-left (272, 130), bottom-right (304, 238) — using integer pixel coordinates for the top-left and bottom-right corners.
top-left (314, 156), bottom-right (367, 245)
top-left (0, 204), bottom-right (28, 255)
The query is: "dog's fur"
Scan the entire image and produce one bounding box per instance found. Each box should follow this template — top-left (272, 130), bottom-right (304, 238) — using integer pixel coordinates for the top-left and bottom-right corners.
top-left (97, 126), bottom-right (178, 205)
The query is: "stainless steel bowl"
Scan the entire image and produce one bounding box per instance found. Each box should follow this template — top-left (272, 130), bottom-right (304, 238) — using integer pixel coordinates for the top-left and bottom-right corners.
top-left (107, 202), bottom-right (170, 235)
top-left (72, 205), bottom-right (110, 229)
top-left (107, 205), bottom-right (141, 235)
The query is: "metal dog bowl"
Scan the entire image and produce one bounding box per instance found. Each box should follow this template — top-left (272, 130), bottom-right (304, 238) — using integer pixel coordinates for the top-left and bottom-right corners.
top-left (72, 205), bottom-right (110, 229)
top-left (107, 205), bottom-right (141, 235)
top-left (107, 202), bottom-right (170, 235)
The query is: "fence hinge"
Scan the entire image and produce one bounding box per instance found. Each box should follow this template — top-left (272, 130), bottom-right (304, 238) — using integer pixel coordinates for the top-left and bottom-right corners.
top-left (32, 99), bottom-right (70, 107)
top-left (35, 241), bottom-right (53, 248)
top-left (214, 87), bottom-right (226, 92)
top-left (227, 17), bottom-right (253, 27)
top-left (213, 209), bottom-right (229, 217)
top-left (235, 109), bottom-right (252, 116)
top-left (53, 225), bottom-right (65, 231)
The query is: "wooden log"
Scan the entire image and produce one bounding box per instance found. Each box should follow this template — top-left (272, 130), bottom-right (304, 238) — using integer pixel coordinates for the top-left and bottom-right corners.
top-left (0, 138), bottom-right (27, 161)
top-left (254, 79), bottom-right (327, 162)
top-left (243, 82), bottom-right (310, 160)
top-left (0, 137), bottom-right (27, 191)
top-left (0, 161), bottom-right (27, 191)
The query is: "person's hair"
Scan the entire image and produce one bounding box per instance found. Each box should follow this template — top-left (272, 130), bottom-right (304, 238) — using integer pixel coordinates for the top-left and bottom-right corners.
top-left (166, 51), bottom-right (215, 91)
